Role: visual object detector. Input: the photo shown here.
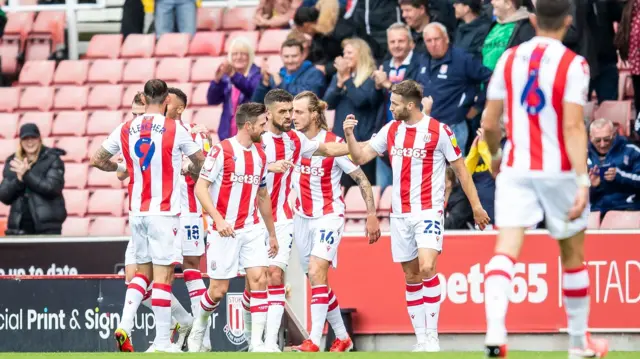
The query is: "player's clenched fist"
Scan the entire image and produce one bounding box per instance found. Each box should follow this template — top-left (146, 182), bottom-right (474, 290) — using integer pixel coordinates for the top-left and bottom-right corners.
top-left (472, 205), bottom-right (490, 230)
top-left (215, 219), bottom-right (235, 238)
top-left (268, 159), bottom-right (294, 174)
top-left (365, 213), bottom-right (381, 244)
top-left (268, 233), bottom-right (279, 258)
top-left (343, 114), bottom-right (358, 136)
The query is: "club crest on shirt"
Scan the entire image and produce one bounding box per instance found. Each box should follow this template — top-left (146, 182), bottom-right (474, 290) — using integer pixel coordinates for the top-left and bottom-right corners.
top-left (224, 293), bottom-right (247, 346)
top-left (424, 133), bottom-right (432, 143)
top-left (290, 141), bottom-right (296, 151)
top-left (440, 64), bottom-right (448, 74)
top-left (262, 143), bottom-right (267, 150)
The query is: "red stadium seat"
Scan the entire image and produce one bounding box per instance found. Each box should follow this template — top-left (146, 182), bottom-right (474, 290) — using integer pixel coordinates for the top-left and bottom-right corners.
top-left (62, 217), bottom-right (91, 236)
top-left (188, 32), bottom-right (225, 57)
top-left (42, 137), bottom-right (56, 147)
top-left (0, 87), bottom-right (20, 113)
top-left (168, 82), bottom-right (193, 103)
top-left (88, 189), bottom-right (124, 216)
top-left (88, 85), bottom-right (124, 110)
top-left (87, 59), bottom-right (124, 84)
top-left (0, 114), bottom-right (19, 139)
top-left (53, 60), bottom-right (89, 85)
top-left (0, 139), bottom-right (18, 162)
top-left (191, 82), bottom-right (209, 107)
top-left (24, 37), bottom-right (53, 61)
top-left (210, 132), bottom-right (220, 145)
top-left (18, 60), bottom-right (55, 86)
top-left (87, 111), bottom-right (123, 135)
top-left (120, 34), bottom-right (155, 58)
top-left (89, 216), bottom-right (127, 236)
top-left (52, 111), bottom-right (88, 136)
top-left (221, 7), bottom-right (257, 30)
top-left (593, 101), bottom-right (633, 136)
top-left (257, 29), bottom-right (289, 54)
top-left (0, 38), bottom-right (20, 75)
top-left (600, 211), bottom-right (640, 229)
top-left (156, 57), bottom-right (191, 83)
top-left (197, 7), bottom-right (224, 31)
top-left (57, 136), bottom-right (89, 162)
top-left (224, 31), bottom-right (259, 54)
top-left (191, 56), bottom-right (225, 83)
top-left (19, 112), bottom-right (53, 137)
top-left (54, 86), bottom-right (89, 111)
top-left (379, 217), bottom-right (390, 232)
top-left (121, 85), bottom-right (142, 110)
top-left (377, 186), bottom-right (392, 217)
top-left (123, 58), bottom-right (156, 83)
top-left (30, 11), bottom-right (65, 48)
top-left (88, 136), bottom-right (108, 160)
top-left (87, 167), bottom-right (123, 189)
top-left (587, 211), bottom-right (600, 229)
top-left (344, 219), bottom-right (365, 233)
top-left (180, 108), bottom-right (194, 124)
top-left (63, 189), bottom-right (89, 216)
top-left (193, 106), bottom-right (222, 133)
top-left (86, 34), bottom-right (123, 59)
top-left (18, 86), bottom-right (54, 111)
top-left (4, 12), bottom-right (35, 42)
top-left (155, 33), bottom-right (190, 57)
top-left (64, 163), bottom-right (88, 189)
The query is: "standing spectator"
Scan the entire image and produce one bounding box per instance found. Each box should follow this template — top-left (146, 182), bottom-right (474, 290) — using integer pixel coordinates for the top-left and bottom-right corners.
top-left (255, 0), bottom-right (300, 28)
top-left (482, 0), bottom-right (534, 71)
top-left (324, 37), bottom-right (382, 183)
top-left (120, 0), bottom-right (145, 38)
top-left (453, 0), bottom-right (492, 59)
top-left (347, 0), bottom-right (401, 55)
top-left (154, 0), bottom-right (197, 37)
top-left (399, 0), bottom-right (430, 53)
top-left (444, 167), bottom-right (474, 230)
top-left (417, 22), bottom-right (492, 155)
top-left (252, 39), bottom-right (326, 102)
top-left (207, 37), bottom-right (261, 141)
top-left (616, 0), bottom-right (640, 113)
top-left (588, 118), bottom-right (640, 215)
top-left (0, 124), bottom-right (66, 236)
top-left (464, 128), bottom-right (495, 225)
top-left (287, 28), bottom-right (315, 65)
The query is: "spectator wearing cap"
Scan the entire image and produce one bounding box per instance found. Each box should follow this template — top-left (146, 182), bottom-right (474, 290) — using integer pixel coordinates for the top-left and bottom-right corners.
top-left (587, 118), bottom-right (640, 215)
top-left (482, 0), bottom-right (534, 71)
top-left (453, 0), bottom-right (492, 59)
top-left (0, 124), bottom-right (67, 236)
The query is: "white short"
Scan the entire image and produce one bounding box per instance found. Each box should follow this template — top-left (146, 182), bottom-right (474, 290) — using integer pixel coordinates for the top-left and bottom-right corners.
top-left (124, 238), bottom-right (135, 266)
top-left (128, 215), bottom-right (181, 266)
top-left (495, 172), bottom-right (589, 239)
top-left (263, 221), bottom-right (294, 270)
top-left (180, 216), bottom-right (206, 257)
top-left (206, 225), bottom-right (269, 280)
top-left (390, 209), bottom-right (444, 263)
top-left (293, 214), bottom-right (344, 273)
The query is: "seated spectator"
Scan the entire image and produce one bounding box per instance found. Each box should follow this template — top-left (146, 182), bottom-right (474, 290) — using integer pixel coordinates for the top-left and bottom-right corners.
top-left (153, 0), bottom-right (197, 37)
top-left (0, 124), bottom-right (67, 235)
top-left (417, 22), bottom-right (492, 155)
top-left (453, 0), bottom-right (491, 59)
top-left (252, 39), bottom-right (326, 102)
top-left (588, 118), bottom-right (640, 214)
top-left (615, 0), bottom-right (640, 113)
top-left (287, 28), bottom-right (314, 63)
top-left (465, 128), bottom-right (495, 225)
top-left (482, 0), bottom-right (534, 71)
top-left (255, 0), bottom-right (300, 28)
top-left (207, 37), bottom-right (261, 140)
top-left (444, 166), bottom-right (474, 230)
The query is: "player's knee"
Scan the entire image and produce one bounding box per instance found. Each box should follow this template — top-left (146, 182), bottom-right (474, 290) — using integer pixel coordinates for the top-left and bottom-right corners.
top-left (247, 268), bottom-right (268, 290)
top-left (268, 266), bottom-right (284, 286)
top-left (419, 262), bottom-right (437, 278)
top-left (308, 264), bottom-right (327, 285)
top-left (182, 256), bottom-right (200, 270)
top-left (209, 284), bottom-right (229, 302)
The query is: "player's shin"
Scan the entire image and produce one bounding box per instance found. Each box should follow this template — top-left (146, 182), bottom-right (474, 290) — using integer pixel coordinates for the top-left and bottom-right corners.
top-left (242, 288), bottom-right (252, 341)
top-left (406, 282), bottom-right (427, 343)
top-left (423, 274), bottom-right (442, 335)
top-left (151, 283), bottom-right (174, 348)
top-left (250, 290), bottom-right (269, 348)
top-left (484, 254), bottom-right (516, 345)
top-left (265, 281), bottom-right (286, 347)
top-left (326, 288), bottom-right (348, 340)
top-left (120, 273), bottom-right (151, 334)
top-left (309, 285), bottom-right (330, 346)
top-left (563, 265), bottom-right (590, 349)
top-left (183, 268), bottom-right (209, 348)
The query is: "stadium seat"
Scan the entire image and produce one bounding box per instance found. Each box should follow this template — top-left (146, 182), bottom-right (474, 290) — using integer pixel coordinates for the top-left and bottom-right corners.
top-left (52, 111), bottom-right (88, 136)
top-left (87, 110), bottom-right (123, 135)
top-left (87, 167), bottom-right (123, 189)
top-left (156, 57), bottom-right (191, 83)
top-left (191, 82), bottom-right (209, 107)
top-left (0, 38), bottom-right (20, 74)
top-left (123, 58), bottom-right (156, 83)
top-left (62, 217), bottom-right (91, 236)
top-left (224, 31), bottom-right (259, 54)
top-left (87, 59), bottom-right (125, 84)
top-left (56, 136), bottom-right (89, 163)
top-left (257, 29), bottom-right (289, 54)
top-left (0, 114), bottom-right (19, 139)
top-left (210, 132), bottom-right (220, 145)
top-left (221, 7), bottom-right (257, 30)
top-left (379, 217), bottom-right (390, 232)
top-left (0, 204), bottom-right (8, 217)
top-left (155, 33), bottom-right (190, 57)
top-left (89, 216), bottom-right (127, 236)
top-left (344, 219), bottom-right (365, 233)
top-left (0, 87), bottom-right (20, 113)
top-left (63, 189), bottom-right (89, 216)
top-left (18, 60), bottom-right (55, 86)
top-left (64, 163), bottom-right (88, 189)
top-left (54, 86), bottom-right (89, 110)
top-left (168, 82), bottom-right (193, 102)
top-left (584, 101), bottom-right (596, 122)
top-left (86, 34), bottom-right (123, 59)
top-left (593, 101), bottom-right (633, 136)
top-left (188, 32), bottom-right (225, 57)
top-left (53, 60), bottom-right (89, 85)
top-left (30, 11), bottom-right (65, 48)
top-left (193, 107), bottom-right (222, 133)
top-left (325, 110), bottom-right (335, 130)
top-left (19, 112), bottom-right (53, 137)
top-left (88, 136), bottom-right (107, 160)
top-left (120, 34), bottom-right (155, 58)
top-left (600, 211), bottom-right (640, 229)
top-left (18, 86), bottom-right (54, 111)
top-left (121, 85), bottom-right (142, 110)
top-left (197, 7), bottom-right (224, 31)
top-left (180, 108), bottom-right (194, 124)
top-left (4, 12), bottom-right (35, 42)
top-left (377, 186), bottom-right (392, 217)
top-left (24, 37), bottom-right (53, 61)
top-left (191, 56), bottom-right (225, 83)
top-left (587, 211), bottom-right (600, 230)
top-left (88, 189), bottom-right (124, 216)
top-left (88, 85), bottom-right (124, 110)
top-left (42, 137), bottom-right (56, 147)
top-left (0, 139), bottom-right (18, 162)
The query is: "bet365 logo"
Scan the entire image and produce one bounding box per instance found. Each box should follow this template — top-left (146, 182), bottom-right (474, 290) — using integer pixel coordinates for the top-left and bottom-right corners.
top-left (229, 173), bottom-right (261, 185)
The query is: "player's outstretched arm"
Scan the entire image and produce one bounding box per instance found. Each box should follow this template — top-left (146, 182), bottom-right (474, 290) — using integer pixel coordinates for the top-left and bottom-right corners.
top-left (186, 151), bottom-right (205, 181)
top-left (348, 168), bottom-right (381, 243)
top-left (314, 142), bottom-right (349, 157)
top-left (450, 158), bottom-right (490, 230)
top-left (343, 115), bottom-right (378, 165)
top-left (195, 177), bottom-right (235, 237)
top-left (257, 186), bottom-right (278, 257)
top-left (90, 147), bottom-right (119, 172)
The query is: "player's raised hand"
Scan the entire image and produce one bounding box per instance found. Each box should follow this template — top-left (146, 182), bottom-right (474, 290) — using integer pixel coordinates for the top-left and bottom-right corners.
top-left (190, 124), bottom-right (209, 135)
top-left (268, 233), bottom-right (279, 258)
top-left (268, 159), bottom-right (294, 173)
top-left (215, 219), bottom-right (235, 238)
top-left (422, 96), bottom-right (433, 115)
top-left (568, 186), bottom-right (589, 221)
top-left (472, 205), bottom-right (490, 230)
top-left (116, 156), bottom-right (129, 181)
top-left (365, 213), bottom-right (381, 244)
top-left (181, 157), bottom-right (192, 175)
top-left (343, 114), bottom-right (358, 137)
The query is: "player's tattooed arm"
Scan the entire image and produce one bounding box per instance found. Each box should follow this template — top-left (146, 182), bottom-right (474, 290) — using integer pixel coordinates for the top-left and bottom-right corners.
top-left (89, 147), bottom-right (118, 172)
top-left (349, 168), bottom-right (376, 215)
top-left (187, 151), bottom-right (205, 181)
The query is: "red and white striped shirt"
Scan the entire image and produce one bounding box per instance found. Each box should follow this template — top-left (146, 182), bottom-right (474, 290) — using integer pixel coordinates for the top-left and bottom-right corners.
top-left (369, 115), bottom-right (461, 216)
top-left (103, 114), bottom-right (200, 216)
top-left (180, 123), bottom-right (209, 217)
top-left (487, 36), bottom-right (590, 175)
top-left (200, 137), bottom-right (267, 230)
top-left (261, 130), bottom-right (319, 223)
top-left (292, 130), bottom-right (358, 218)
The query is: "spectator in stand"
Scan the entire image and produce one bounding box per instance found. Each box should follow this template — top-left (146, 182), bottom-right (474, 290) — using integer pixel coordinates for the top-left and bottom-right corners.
top-left (482, 0), bottom-right (534, 71)
top-left (324, 37), bottom-right (381, 183)
top-left (252, 39), bottom-right (326, 102)
top-left (0, 124), bottom-right (67, 236)
top-left (588, 118), bottom-right (640, 215)
top-left (153, 0), bottom-right (197, 37)
top-left (371, 23), bottom-right (422, 191)
top-left (399, 0), bottom-right (431, 53)
top-left (444, 166), bottom-right (474, 230)
top-left (255, 0), bottom-right (300, 28)
top-left (453, 0), bottom-right (492, 59)
top-left (464, 128), bottom-right (495, 226)
top-left (207, 37), bottom-right (261, 141)
top-left (346, 0), bottom-right (400, 55)
top-left (287, 28), bottom-right (315, 65)
top-left (616, 0), bottom-right (640, 113)
top-left (0, 8), bottom-right (6, 38)
top-left (417, 22), bottom-right (492, 155)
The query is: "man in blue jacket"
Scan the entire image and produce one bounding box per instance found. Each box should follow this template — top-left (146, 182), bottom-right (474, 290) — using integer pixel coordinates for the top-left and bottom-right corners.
top-left (587, 118), bottom-right (640, 214)
top-left (416, 22), bottom-right (492, 155)
top-left (252, 39), bottom-right (326, 103)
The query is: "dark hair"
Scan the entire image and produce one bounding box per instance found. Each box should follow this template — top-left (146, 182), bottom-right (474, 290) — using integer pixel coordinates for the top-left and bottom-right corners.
top-left (143, 79), bottom-right (169, 105)
top-left (294, 91), bottom-right (329, 131)
top-left (398, 0), bottom-right (427, 10)
top-left (132, 92), bottom-right (145, 106)
top-left (236, 102), bottom-right (266, 129)
top-left (391, 80), bottom-right (423, 107)
top-left (280, 38), bottom-right (304, 53)
top-left (535, 0), bottom-right (571, 31)
top-left (264, 89), bottom-right (293, 107)
top-left (168, 87), bottom-right (188, 107)
top-left (293, 6), bottom-right (320, 26)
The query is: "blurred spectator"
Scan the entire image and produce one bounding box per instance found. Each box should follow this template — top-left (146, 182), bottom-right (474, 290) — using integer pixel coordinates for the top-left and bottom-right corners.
top-left (588, 118), bottom-right (640, 214)
top-left (255, 0), bottom-right (300, 28)
top-left (453, 0), bottom-right (492, 59)
top-left (154, 0), bottom-right (197, 37)
top-left (252, 39), bottom-right (326, 102)
top-left (287, 28), bottom-right (320, 69)
top-left (417, 22), bottom-right (492, 155)
top-left (482, 0), bottom-right (534, 71)
top-left (444, 166), bottom-right (474, 230)
top-left (464, 128), bottom-right (495, 225)
top-left (208, 37), bottom-right (261, 141)
top-left (346, 0), bottom-right (400, 55)
top-left (0, 8), bottom-right (5, 38)
top-left (399, 0), bottom-right (430, 53)
top-left (616, 0), bottom-right (640, 112)
top-left (121, 0), bottom-right (145, 38)
top-left (0, 124), bottom-right (67, 236)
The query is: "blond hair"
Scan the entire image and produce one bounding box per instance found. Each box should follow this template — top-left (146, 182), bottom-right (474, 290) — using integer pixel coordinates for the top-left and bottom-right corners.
top-left (342, 38), bottom-right (376, 87)
top-left (294, 91), bottom-right (329, 130)
top-left (227, 36), bottom-right (255, 76)
top-left (16, 140), bottom-right (42, 164)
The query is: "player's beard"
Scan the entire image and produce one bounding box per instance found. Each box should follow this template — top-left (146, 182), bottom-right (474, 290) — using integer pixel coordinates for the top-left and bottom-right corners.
top-left (394, 107), bottom-right (410, 122)
top-left (251, 131), bottom-right (264, 143)
top-left (272, 117), bottom-right (292, 133)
